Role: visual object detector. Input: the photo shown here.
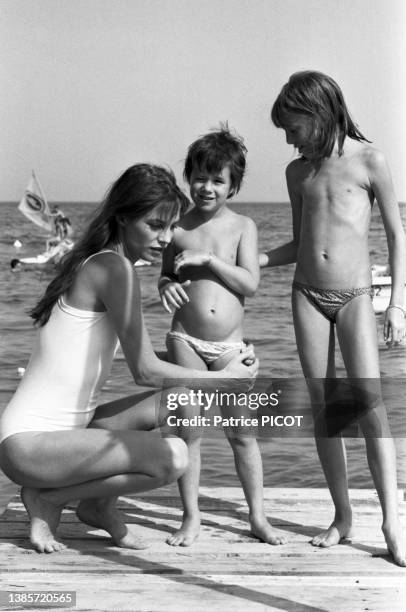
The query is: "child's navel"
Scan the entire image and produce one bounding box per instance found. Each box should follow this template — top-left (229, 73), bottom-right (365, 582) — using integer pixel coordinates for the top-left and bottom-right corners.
top-left (322, 251), bottom-right (328, 259)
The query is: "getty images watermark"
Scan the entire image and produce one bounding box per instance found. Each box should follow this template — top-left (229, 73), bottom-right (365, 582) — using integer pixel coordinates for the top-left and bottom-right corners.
top-left (158, 378), bottom-right (406, 438)
top-left (164, 387), bottom-right (304, 431)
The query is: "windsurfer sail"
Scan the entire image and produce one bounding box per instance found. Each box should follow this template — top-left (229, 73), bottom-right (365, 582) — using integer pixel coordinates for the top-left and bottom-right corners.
top-left (18, 171), bottom-right (53, 232)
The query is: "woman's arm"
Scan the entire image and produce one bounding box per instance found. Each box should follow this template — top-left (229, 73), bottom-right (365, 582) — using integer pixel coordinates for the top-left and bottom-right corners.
top-left (94, 254), bottom-right (258, 386)
top-left (159, 239), bottom-right (191, 313)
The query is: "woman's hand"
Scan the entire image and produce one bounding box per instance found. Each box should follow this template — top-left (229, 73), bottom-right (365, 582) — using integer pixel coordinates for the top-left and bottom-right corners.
top-left (159, 279), bottom-right (191, 313)
top-left (222, 344), bottom-right (259, 379)
top-left (384, 306), bottom-right (406, 348)
top-left (174, 250), bottom-right (211, 274)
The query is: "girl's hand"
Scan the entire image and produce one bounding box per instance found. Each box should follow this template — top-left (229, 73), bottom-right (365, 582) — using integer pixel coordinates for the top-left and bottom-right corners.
top-left (159, 280), bottom-right (191, 313)
top-left (174, 250), bottom-right (211, 274)
top-left (384, 306), bottom-right (406, 348)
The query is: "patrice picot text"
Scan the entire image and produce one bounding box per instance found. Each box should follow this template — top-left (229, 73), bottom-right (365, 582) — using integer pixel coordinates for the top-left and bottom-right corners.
top-left (165, 389), bottom-right (304, 429)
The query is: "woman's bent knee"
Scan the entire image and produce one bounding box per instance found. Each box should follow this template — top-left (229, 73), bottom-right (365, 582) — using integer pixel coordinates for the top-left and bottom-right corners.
top-left (154, 437), bottom-right (188, 484)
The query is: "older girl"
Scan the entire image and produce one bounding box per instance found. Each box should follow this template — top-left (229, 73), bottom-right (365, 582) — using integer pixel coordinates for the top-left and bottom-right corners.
top-left (262, 71), bottom-right (405, 566)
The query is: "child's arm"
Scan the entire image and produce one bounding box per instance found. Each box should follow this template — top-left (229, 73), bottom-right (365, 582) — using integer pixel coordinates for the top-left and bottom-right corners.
top-left (159, 239), bottom-right (191, 313)
top-left (174, 217), bottom-right (259, 297)
top-left (368, 149), bottom-right (406, 345)
top-left (260, 162), bottom-right (302, 268)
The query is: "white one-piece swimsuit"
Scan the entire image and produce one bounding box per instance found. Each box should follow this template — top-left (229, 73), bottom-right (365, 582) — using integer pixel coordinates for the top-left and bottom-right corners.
top-left (0, 256), bottom-right (119, 444)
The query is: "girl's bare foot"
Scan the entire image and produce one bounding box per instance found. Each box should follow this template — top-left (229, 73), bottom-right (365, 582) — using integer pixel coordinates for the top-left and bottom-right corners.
top-left (21, 487), bottom-right (66, 553)
top-left (250, 516), bottom-right (287, 545)
top-left (311, 516), bottom-right (353, 547)
top-left (76, 499), bottom-right (150, 549)
top-left (166, 513), bottom-right (200, 546)
top-left (382, 522), bottom-right (406, 567)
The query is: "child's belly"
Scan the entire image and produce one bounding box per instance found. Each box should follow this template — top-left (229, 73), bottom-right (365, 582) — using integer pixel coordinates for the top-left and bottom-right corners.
top-left (172, 280), bottom-right (244, 341)
top-left (296, 239), bottom-right (372, 288)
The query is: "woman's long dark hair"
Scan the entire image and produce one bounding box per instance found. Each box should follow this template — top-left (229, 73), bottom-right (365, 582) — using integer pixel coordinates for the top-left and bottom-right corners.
top-left (31, 164), bottom-right (189, 327)
top-left (271, 71), bottom-right (370, 161)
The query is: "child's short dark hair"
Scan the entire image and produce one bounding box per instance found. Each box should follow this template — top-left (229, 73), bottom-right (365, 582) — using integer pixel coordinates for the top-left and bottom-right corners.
top-left (184, 124), bottom-right (247, 197)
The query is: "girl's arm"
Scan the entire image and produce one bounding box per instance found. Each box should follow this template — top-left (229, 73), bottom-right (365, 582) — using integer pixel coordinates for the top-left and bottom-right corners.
top-left (369, 149), bottom-right (406, 343)
top-left (173, 217), bottom-right (259, 297)
top-left (261, 161), bottom-right (302, 268)
top-left (94, 254), bottom-right (258, 386)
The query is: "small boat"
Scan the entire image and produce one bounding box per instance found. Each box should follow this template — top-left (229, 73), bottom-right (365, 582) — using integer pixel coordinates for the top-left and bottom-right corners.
top-left (371, 265), bottom-right (406, 314)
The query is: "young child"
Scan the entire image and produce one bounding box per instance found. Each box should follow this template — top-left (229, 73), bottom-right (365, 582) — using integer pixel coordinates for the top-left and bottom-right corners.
top-left (261, 71), bottom-right (406, 566)
top-left (159, 126), bottom-right (286, 547)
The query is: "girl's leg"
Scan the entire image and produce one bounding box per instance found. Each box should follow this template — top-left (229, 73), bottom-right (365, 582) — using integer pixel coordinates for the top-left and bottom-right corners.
top-left (210, 351), bottom-right (287, 545)
top-left (0, 390), bottom-right (188, 553)
top-left (165, 336), bottom-right (206, 546)
top-left (292, 289), bottom-right (353, 547)
top-left (336, 295), bottom-right (405, 566)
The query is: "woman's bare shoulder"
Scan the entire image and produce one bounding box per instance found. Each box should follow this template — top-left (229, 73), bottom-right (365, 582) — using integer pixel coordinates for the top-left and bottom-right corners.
top-left (79, 251), bottom-right (138, 292)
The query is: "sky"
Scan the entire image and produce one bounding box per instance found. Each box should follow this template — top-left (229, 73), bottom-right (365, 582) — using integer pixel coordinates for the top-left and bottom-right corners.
top-left (1, 0), bottom-right (405, 203)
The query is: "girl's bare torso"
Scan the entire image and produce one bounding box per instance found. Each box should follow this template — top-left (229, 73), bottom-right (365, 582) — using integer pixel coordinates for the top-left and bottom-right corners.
top-left (293, 141), bottom-right (375, 288)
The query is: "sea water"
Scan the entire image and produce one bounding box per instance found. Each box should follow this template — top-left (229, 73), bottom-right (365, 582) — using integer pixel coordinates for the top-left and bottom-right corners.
top-left (0, 201), bottom-right (405, 507)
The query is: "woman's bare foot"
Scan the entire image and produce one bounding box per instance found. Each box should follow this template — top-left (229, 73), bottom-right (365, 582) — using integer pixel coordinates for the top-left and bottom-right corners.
top-left (166, 513), bottom-right (200, 546)
top-left (250, 516), bottom-right (287, 545)
top-left (382, 522), bottom-right (406, 567)
top-left (76, 498), bottom-right (150, 549)
top-left (21, 487), bottom-right (66, 553)
top-left (311, 516), bottom-right (353, 547)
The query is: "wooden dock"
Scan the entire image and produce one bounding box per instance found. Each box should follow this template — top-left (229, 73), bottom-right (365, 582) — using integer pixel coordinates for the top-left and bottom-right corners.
top-left (0, 486), bottom-right (405, 611)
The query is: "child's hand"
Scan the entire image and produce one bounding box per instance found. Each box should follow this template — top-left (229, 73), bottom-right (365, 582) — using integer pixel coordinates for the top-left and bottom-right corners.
top-left (159, 279), bottom-right (191, 313)
top-left (384, 306), bottom-right (406, 348)
top-left (174, 250), bottom-right (211, 274)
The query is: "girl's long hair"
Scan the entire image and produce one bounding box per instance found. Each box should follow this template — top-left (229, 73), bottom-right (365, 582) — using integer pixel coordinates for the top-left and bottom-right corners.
top-left (31, 164), bottom-right (189, 327)
top-left (271, 71), bottom-right (370, 161)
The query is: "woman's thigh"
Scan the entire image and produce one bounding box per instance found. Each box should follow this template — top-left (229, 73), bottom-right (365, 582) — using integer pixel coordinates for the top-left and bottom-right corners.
top-left (0, 426), bottom-right (179, 488)
top-left (91, 389), bottom-right (163, 431)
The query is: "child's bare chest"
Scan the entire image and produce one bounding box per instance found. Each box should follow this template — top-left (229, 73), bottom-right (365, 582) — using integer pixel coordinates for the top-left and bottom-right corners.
top-left (300, 159), bottom-right (372, 214)
top-left (176, 222), bottom-right (241, 262)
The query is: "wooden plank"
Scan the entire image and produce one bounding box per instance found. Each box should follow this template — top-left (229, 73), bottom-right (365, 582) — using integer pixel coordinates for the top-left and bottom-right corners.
top-left (1, 489), bottom-right (405, 612)
top-left (0, 547), bottom-right (404, 576)
top-left (1, 574), bottom-right (405, 612)
top-left (0, 571), bottom-right (403, 612)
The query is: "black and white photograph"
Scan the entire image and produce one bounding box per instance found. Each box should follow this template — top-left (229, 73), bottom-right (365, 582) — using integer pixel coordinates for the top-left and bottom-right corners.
top-left (0, 1), bottom-right (405, 610)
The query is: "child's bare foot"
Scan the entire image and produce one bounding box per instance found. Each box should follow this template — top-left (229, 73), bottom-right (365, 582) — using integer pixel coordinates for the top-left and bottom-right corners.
top-left (250, 516), bottom-right (287, 545)
top-left (382, 522), bottom-right (406, 567)
top-left (21, 487), bottom-right (66, 553)
top-left (166, 514), bottom-right (200, 546)
top-left (76, 499), bottom-right (150, 549)
top-left (311, 516), bottom-right (353, 547)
